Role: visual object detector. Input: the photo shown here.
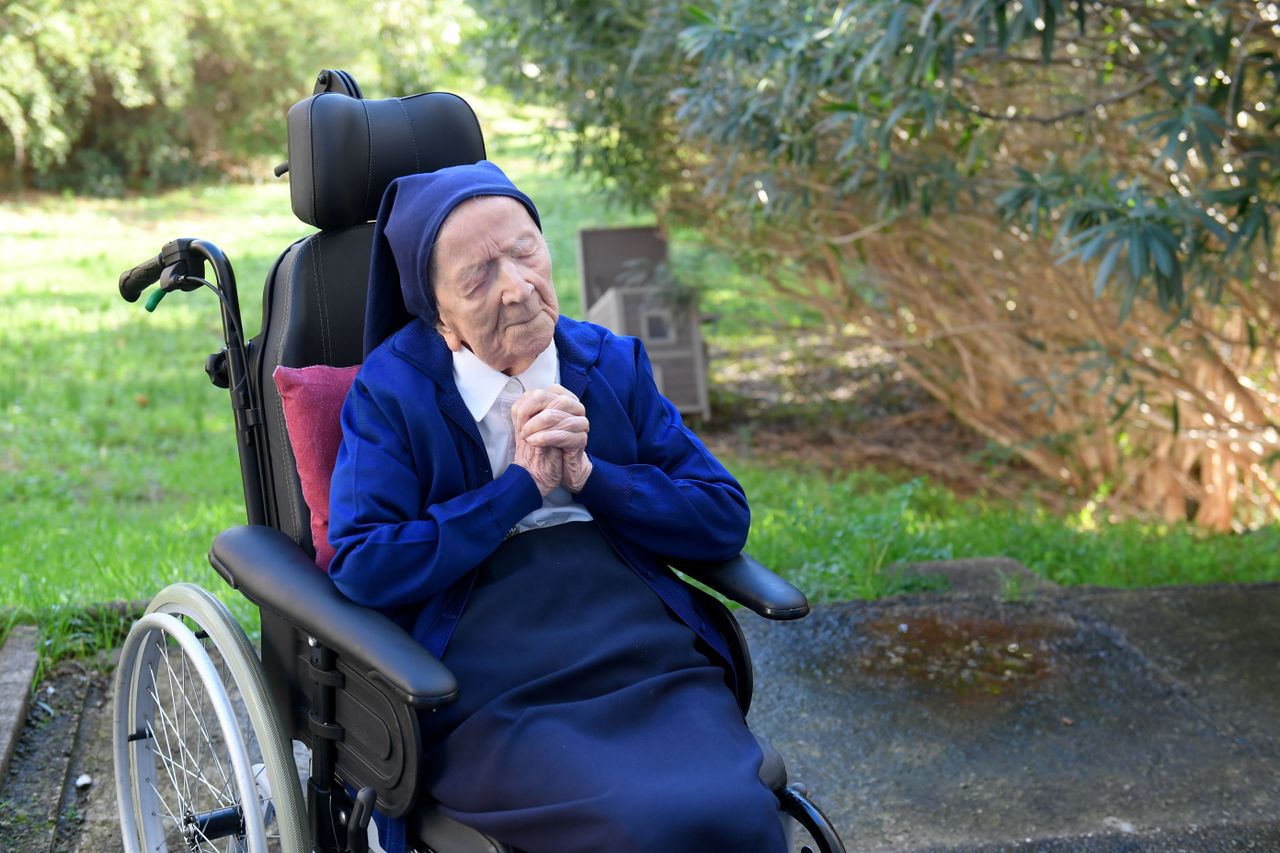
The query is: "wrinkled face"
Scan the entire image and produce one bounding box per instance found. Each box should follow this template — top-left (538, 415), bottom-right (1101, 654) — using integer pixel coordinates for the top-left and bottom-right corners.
top-left (431, 196), bottom-right (559, 375)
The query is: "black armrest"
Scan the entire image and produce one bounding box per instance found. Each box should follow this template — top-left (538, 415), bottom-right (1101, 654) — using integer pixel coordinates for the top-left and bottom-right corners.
top-left (674, 553), bottom-right (810, 620)
top-left (209, 525), bottom-right (458, 708)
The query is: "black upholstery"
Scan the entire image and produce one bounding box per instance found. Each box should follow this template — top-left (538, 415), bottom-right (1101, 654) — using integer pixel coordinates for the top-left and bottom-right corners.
top-left (287, 91), bottom-right (486, 230)
top-left (255, 89), bottom-right (488, 551)
top-left (209, 525), bottom-right (457, 708)
top-left (678, 553), bottom-right (810, 620)
top-left (251, 225), bottom-right (373, 548)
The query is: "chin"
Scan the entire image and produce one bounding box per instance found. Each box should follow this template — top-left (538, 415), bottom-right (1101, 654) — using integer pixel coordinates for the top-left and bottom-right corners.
top-left (525, 314), bottom-right (556, 345)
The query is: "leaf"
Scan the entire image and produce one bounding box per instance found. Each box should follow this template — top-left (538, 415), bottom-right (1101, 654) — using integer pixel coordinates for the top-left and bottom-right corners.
top-left (683, 5), bottom-right (715, 25)
top-left (1040, 1), bottom-right (1056, 62)
top-left (1095, 239), bottom-right (1123, 298)
top-left (1146, 226), bottom-right (1175, 275)
top-left (1127, 225), bottom-right (1147, 282)
top-left (1119, 278), bottom-right (1137, 322)
top-left (919, 0), bottom-right (945, 37)
top-left (882, 99), bottom-right (914, 143)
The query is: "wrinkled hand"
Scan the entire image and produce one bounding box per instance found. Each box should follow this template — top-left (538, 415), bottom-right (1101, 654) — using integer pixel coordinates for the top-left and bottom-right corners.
top-left (512, 426), bottom-right (562, 496)
top-left (512, 384), bottom-right (593, 493)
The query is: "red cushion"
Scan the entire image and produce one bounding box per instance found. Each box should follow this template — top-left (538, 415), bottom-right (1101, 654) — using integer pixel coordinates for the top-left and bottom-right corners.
top-left (272, 364), bottom-right (360, 570)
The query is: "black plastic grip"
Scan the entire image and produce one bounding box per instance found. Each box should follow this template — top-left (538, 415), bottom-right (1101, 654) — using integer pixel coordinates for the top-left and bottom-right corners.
top-left (118, 254), bottom-right (164, 302)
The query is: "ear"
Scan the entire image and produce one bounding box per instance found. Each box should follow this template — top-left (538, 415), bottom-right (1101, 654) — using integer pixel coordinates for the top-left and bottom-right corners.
top-left (437, 318), bottom-right (463, 352)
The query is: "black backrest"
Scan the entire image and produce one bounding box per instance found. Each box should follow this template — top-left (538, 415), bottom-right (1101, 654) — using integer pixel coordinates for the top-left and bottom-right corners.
top-left (249, 85), bottom-right (487, 551)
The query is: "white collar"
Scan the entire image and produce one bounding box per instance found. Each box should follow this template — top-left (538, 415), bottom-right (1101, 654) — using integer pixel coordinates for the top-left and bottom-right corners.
top-left (452, 339), bottom-right (559, 422)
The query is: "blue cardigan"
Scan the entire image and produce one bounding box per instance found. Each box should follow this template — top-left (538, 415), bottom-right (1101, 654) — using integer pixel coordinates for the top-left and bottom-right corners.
top-left (327, 316), bottom-right (748, 671)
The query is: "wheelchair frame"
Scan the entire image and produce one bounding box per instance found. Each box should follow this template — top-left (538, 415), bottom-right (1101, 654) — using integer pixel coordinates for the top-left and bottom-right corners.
top-left (111, 69), bottom-right (846, 853)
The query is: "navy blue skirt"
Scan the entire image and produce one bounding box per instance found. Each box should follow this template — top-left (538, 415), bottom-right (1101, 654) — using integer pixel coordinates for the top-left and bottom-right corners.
top-left (416, 521), bottom-right (786, 853)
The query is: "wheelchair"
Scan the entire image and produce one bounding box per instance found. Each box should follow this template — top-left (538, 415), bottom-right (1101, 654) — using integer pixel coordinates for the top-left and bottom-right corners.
top-left (110, 69), bottom-right (847, 853)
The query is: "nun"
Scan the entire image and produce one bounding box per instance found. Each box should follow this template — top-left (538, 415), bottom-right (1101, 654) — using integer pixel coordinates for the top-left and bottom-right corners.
top-left (327, 161), bottom-right (787, 853)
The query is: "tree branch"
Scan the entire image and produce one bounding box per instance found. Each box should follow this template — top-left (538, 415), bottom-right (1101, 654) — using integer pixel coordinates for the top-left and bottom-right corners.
top-left (965, 75), bottom-right (1157, 124)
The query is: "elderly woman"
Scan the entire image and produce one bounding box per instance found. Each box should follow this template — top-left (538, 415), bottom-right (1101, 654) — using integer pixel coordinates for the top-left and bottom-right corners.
top-left (327, 161), bottom-right (786, 853)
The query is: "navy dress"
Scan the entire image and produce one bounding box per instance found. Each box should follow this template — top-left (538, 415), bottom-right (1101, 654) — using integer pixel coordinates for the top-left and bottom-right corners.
top-left (416, 521), bottom-right (787, 853)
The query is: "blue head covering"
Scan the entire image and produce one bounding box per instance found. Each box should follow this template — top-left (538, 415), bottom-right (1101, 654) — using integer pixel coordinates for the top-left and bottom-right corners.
top-left (363, 160), bottom-right (541, 356)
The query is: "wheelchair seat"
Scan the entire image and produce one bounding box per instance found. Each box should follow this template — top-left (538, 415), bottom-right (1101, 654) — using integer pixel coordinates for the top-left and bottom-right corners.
top-left (114, 69), bottom-right (843, 853)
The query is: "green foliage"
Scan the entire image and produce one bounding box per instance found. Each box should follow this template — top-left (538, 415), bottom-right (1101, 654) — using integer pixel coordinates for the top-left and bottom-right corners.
top-left (0, 0), bottom-right (483, 192)
top-left (737, 463), bottom-right (1280, 600)
top-left (472, 0), bottom-right (1280, 315)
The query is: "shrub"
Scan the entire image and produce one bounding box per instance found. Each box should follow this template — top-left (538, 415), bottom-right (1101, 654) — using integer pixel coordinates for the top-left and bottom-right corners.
top-left (472, 0), bottom-right (1280, 529)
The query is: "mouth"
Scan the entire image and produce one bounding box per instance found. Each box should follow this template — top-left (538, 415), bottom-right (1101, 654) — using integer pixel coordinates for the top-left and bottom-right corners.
top-left (506, 310), bottom-right (547, 328)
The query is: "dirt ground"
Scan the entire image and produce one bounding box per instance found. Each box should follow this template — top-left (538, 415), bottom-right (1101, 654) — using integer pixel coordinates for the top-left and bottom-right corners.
top-left (700, 333), bottom-right (1058, 505)
top-left (0, 661), bottom-right (114, 851)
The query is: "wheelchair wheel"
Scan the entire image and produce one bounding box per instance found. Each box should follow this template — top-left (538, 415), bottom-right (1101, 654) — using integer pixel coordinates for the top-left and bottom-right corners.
top-left (114, 583), bottom-right (307, 852)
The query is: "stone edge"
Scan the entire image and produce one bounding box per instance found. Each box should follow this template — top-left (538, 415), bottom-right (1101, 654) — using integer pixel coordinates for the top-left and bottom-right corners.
top-left (0, 624), bottom-right (40, 782)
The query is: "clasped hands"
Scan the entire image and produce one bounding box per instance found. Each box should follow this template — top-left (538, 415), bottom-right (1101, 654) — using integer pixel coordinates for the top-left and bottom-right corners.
top-left (511, 384), bottom-right (592, 496)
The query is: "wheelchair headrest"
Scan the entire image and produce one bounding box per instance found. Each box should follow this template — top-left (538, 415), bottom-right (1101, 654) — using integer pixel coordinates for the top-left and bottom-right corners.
top-left (287, 91), bottom-right (487, 231)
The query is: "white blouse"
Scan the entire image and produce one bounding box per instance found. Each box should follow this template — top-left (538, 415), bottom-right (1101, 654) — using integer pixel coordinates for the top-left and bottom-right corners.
top-left (452, 340), bottom-right (594, 533)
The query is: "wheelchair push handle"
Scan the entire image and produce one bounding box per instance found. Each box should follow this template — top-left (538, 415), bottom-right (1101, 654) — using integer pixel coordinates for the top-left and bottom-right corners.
top-left (118, 254), bottom-right (164, 302)
top-left (118, 238), bottom-right (209, 309)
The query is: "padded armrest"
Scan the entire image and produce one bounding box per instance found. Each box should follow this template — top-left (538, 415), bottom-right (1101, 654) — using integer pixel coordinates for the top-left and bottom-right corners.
top-left (209, 525), bottom-right (458, 708)
top-left (674, 553), bottom-right (810, 620)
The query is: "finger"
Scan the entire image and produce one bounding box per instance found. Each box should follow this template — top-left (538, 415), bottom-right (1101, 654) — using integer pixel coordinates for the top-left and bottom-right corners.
top-left (545, 384), bottom-right (586, 412)
top-left (520, 409), bottom-right (588, 437)
top-left (523, 415), bottom-right (589, 440)
top-left (526, 429), bottom-right (589, 450)
top-left (522, 417), bottom-right (589, 444)
top-left (511, 390), bottom-right (556, 428)
top-left (547, 383), bottom-right (578, 399)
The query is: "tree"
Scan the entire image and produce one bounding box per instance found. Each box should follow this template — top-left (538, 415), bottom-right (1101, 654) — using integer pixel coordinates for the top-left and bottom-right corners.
top-left (0, 0), bottom-right (481, 191)
top-left (473, 0), bottom-right (1280, 529)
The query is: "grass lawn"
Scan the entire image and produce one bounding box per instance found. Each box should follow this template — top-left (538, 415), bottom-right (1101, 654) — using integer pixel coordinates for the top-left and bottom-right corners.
top-left (2, 103), bottom-right (1277, 663)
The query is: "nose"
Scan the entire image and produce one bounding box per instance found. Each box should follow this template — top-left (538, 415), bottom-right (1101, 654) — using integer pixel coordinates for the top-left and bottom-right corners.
top-left (497, 258), bottom-right (535, 305)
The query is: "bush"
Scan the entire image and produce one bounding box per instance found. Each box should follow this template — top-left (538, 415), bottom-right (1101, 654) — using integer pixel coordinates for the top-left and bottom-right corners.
top-left (0, 0), bottom-right (482, 191)
top-left (472, 0), bottom-right (1280, 529)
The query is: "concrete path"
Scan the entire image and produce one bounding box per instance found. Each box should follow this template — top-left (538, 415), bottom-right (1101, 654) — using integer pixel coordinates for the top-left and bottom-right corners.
top-left (744, 574), bottom-right (1280, 851)
top-left (2, 563), bottom-right (1278, 851)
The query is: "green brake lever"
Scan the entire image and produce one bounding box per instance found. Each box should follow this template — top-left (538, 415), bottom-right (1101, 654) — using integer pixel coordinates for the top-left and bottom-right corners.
top-left (144, 288), bottom-right (167, 312)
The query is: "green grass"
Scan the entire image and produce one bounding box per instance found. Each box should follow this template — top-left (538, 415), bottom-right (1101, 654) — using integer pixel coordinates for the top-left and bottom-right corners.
top-left (735, 466), bottom-right (1280, 601)
top-left (2, 105), bottom-right (1276, 664)
top-left (0, 182), bottom-right (310, 651)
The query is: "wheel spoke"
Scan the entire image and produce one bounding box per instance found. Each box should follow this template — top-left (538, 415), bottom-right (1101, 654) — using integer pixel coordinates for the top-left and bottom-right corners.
top-left (159, 639), bottom-right (234, 798)
top-left (148, 672), bottom-right (232, 809)
top-left (180, 631), bottom-right (195, 810)
top-left (146, 740), bottom-right (234, 805)
top-left (144, 660), bottom-right (188, 815)
top-left (145, 773), bottom-right (184, 828)
top-left (153, 637), bottom-right (197, 813)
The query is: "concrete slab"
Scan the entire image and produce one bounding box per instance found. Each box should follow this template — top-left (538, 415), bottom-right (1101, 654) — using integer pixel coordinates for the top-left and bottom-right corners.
top-left (896, 557), bottom-right (1059, 599)
top-left (918, 818), bottom-right (1280, 851)
top-left (743, 591), bottom-right (1280, 852)
top-left (0, 625), bottom-right (39, 782)
top-left (1063, 583), bottom-right (1280, 767)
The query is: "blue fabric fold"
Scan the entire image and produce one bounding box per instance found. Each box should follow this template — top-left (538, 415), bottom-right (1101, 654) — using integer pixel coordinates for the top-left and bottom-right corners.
top-left (363, 160), bottom-right (541, 356)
